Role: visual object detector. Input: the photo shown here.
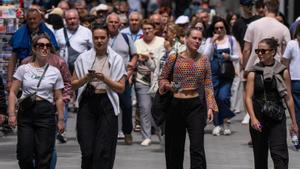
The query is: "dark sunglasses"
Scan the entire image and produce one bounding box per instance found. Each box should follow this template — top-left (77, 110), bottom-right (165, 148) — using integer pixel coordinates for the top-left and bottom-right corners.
top-left (254, 48), bottom-right (273, 55)
top-left (36, 43), bottom-right (51, 49)
top-left (214, 26), bottom-right (224, 30)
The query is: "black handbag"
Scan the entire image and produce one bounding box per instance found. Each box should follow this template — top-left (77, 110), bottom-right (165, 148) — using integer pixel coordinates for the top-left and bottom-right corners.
top-left (217, 35), bottom-right (235, 79)
top-left (151, 53), bottom-right (178, 126)
top-left (18, 92), bottom-right (37, 112)
top-left (260, 76), bottom-right (285, 121)
top-left (81, 83), bottom-right (96, 98)
top-left (261, 100), bottom-right (285, 121)
top-left (18, 64), bottom-right (49, 112)
top-left (63, 28), bottom-right (82, 72)
top-left (218, 60), bottom-right (235, 79)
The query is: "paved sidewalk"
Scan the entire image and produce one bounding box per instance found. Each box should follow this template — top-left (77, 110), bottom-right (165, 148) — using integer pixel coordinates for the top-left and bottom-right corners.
top-left (0, 112), bottom-right (299, 169)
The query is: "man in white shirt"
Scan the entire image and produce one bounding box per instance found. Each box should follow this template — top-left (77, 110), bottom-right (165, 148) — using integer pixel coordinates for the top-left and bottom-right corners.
top-left (55, 9), bottom-right (93, 143)
top-left (242, 1), bottom-right (290, 72)
top-left (55, 9), bottom-right (93, 74)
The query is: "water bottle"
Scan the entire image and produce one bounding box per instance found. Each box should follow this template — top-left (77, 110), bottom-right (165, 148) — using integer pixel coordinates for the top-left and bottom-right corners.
top-left (291, 134), bottom-right (299, 151)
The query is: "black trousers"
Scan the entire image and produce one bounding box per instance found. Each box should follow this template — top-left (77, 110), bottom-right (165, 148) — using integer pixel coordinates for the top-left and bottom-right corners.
top-left (118, 81), bottom-right (133, 134)
top-left (165, 97), bottom-right (207, 169)
top-left (77, 93), bottom-right (118, 169)
top-left (250, 102), bottom-right (289, 169)
top-left (17, 100), bottom-right (56, 169)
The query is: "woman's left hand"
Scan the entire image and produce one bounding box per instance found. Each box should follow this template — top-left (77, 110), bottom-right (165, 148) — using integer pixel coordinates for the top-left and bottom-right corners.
top-left (290, 123), bottom-right (299, 135)
top-left (207, 109), bottom-right (214, 123)
top-left (222, 52), bottom-right (230, 60)
top-left (57, 120), bottom-right (65, 134)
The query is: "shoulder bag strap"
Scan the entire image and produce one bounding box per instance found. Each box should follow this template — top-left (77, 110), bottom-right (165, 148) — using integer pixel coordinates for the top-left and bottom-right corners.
top-left (170, 40), bottom-right (179, 80)
top-left (228, 35), bottom-right (234, 56)
top-left (36, 64), bottom-right (49, 89)
top-left (63, 28), bottom-right (70, 47)
top-left (121, 33), bottom-right (132, 60)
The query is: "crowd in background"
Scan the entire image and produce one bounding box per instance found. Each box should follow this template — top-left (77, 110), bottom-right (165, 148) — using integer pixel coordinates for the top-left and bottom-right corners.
top-left (0, 0), bottom-right (300, 169)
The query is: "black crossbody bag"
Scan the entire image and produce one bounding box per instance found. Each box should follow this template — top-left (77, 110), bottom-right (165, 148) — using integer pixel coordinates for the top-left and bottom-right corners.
top-left (259, 75), bottom-right (285, 121)
top-left (151, 51), bottom-right (178, 126)
top-left (18, 64), bottom-right (49, 112)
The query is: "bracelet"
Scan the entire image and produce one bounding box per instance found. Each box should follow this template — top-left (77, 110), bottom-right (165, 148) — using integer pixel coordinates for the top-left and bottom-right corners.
top-left (58, 119), bottom-right (64, 122)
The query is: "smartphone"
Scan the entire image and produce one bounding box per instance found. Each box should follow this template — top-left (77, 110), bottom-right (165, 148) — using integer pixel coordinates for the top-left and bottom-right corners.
top-left (88, 69), bottom-right (95, 73)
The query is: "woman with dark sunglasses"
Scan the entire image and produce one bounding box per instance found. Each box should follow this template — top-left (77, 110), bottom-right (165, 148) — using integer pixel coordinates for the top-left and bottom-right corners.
top-left (7, 34), bottom-right (65, 169)
top-left (245, 37), bottom-right (298, 169)
top-left (204, 16), bottom-right (241, 136)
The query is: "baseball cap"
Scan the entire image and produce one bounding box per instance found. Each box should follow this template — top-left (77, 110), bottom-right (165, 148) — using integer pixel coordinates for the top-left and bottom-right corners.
top-left (240, 0), bottom-right (253, 6)
top-left (50, 8), bottom-right (64, 17)
top-left (95, 4), bottom-right (108, 11)
top-left (175, 15), bottom-right (189, 25)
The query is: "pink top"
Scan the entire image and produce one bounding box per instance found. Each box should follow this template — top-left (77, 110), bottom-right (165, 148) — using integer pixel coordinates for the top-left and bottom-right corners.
top-left (159, 54), bottom-right (218, 112)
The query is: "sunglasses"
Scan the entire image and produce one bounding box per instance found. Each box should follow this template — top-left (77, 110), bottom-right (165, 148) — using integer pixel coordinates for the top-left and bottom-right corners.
top-left (254, 48), bottom-right (273, 55)
top-left (214, 26), bottom-right (224, 30)
top-left (36, 43), bottom-right (51, 49)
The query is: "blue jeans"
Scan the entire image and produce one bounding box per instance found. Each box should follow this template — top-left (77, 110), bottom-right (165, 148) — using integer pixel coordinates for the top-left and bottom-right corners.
top-left (49, 104), bottom-right (68, 169)
top-left (212, 77), bottom-right (235, 126)
top-left (291, 80), bottom-right (300, 136)
top-left (50, 148), bottom-right (57, 169)
top-left (64, 104), bottom-right (68, 128)
top-left (118, 81), bottom-right (133, 134)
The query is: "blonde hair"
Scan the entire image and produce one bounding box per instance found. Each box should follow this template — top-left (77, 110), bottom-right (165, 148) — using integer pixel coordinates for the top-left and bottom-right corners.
top-left (31, 33), bottom-right (55, 60)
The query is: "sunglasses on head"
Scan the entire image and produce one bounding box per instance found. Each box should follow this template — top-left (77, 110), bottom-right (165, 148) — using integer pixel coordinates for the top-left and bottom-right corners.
top-left (35, 43), bottom-right (51, 49)
top-left (254, 48), bottom-right (273, 55)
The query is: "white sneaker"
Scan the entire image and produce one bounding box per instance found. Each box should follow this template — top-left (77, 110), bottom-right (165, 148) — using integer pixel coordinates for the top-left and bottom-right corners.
top-left (118, 131), bottom-right (125, 139)
top-left (141, 138), bottom-right (151, 146)
top-left (212, 126), bottom-right (223, 136)
top-left (241, 114), bottom-right (250, 124)
top-left (223, 128), bottom-right (232, 135)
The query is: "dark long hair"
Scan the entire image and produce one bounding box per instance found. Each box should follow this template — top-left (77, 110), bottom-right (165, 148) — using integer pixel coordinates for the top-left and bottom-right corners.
top-left (207, 16), bottom-right (231, 37)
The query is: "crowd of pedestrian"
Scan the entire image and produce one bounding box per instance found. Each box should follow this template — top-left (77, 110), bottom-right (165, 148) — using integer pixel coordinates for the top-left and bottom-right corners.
top-left (0, 0), bottom-right (299, 169)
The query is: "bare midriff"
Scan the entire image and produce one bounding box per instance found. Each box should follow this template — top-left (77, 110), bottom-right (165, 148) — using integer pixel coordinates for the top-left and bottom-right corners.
top-left (173, 89), bottom-right (199, 99)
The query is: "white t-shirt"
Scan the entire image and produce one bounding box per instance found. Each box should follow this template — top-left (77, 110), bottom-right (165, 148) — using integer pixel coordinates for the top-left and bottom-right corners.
top-left (135, 36), bottom-right (165, 86)
top-left (283, 40), bottom-right (300, 80)
top-left (14, 64), bottom-right (64, 103)
top-left (55, 25), bottom-right (93, 62)
top-left (244, 17), bottom-right (291, 70)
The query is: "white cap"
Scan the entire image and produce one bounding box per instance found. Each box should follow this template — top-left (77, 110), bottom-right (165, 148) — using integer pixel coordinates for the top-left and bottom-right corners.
top-left (95, 4), bottom-right (108, 11)
top-left (175, 15), bottom-right (189, 25)
top-left (50, 7), bottom-right (63, 17)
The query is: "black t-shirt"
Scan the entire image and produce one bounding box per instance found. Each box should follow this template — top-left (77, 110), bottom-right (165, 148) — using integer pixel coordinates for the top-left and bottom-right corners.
top-left (232, 15), bottom-right (261, 50)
